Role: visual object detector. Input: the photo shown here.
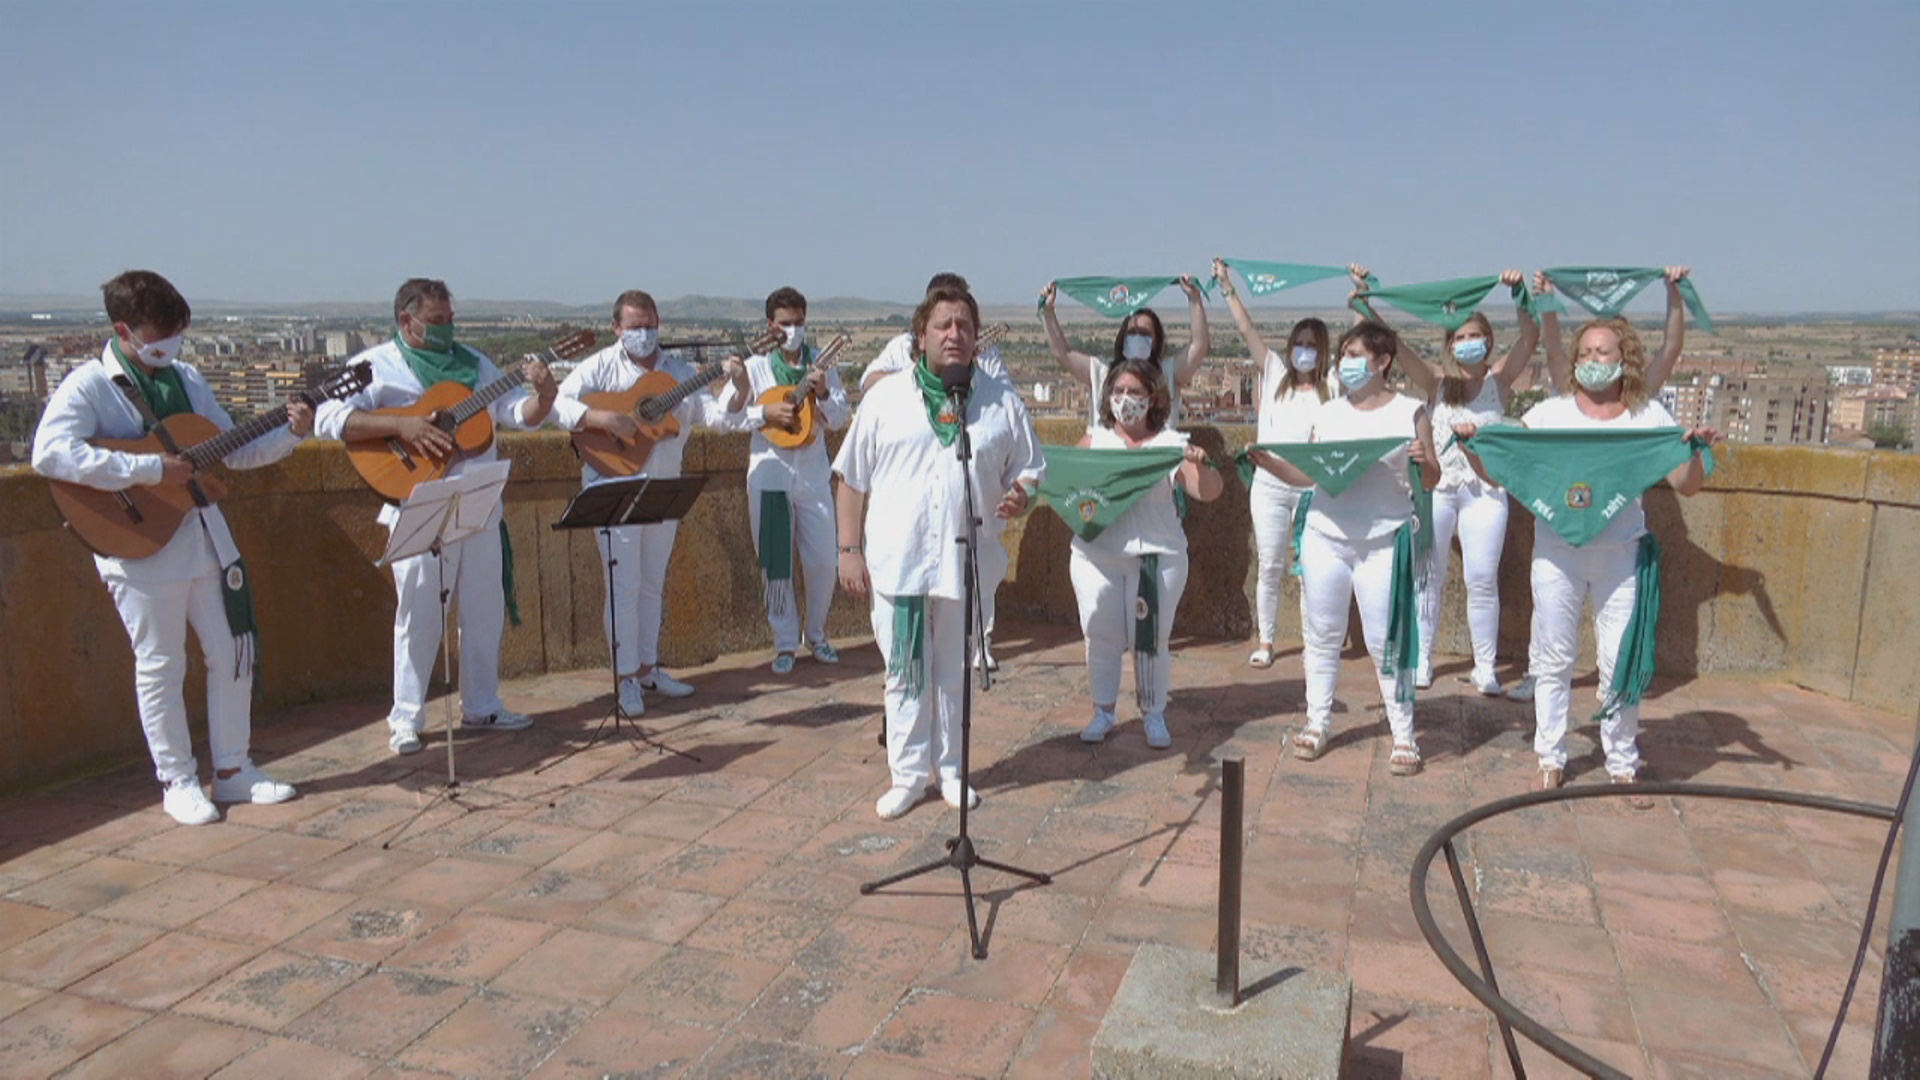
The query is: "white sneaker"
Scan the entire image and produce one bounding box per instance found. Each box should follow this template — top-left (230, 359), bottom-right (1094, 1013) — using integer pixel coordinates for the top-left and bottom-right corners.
top-left (462, 709), bottom-right (533, 731)
top-left (1470, 670), bottom-right (1504, 697)
top-left (389, 728), bottom-right (423, 756)
top-left (640, 670), bottom-right (695, 698)
top-left (162, 778), bottom-right (218, 826)
top-left (1080, 707), bottom-right (1117, 744)
top-left (1143, 712), bottom-right (1172, 749)
top-left (972, 645), bottom-right (998, 672)
top-left (1415, 667), bottom-right (1434, 691)
top-left (810, 642), bottom-right (840, 664)
top-left (875, 785), bottom-right (923, 820)
top-left (1506, 676), bottom-right (1537, 702)
top-left (211, 761), bottom-right (295, 805)
top-left (617, 677), bottom-right (645, 717)
top-left (940, 778), bottom-right (980, 810)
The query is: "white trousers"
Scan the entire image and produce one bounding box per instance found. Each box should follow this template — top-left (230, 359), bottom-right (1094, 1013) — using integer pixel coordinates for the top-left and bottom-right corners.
top-left (1299, 528), bottom-right (1415, 744)
top-left (1068, 547), bottom-right (1188, 714)
top-left (747, 484), bottom-right (837, 653)
top-left (388, 506), bottom-right (506, 732)
top-left (870, 592), bottom-right (966, 792)
top-left (1529, 539), bottom-right (1641, 774)
top-left (596, 520), bottom-right (678, 676)
top-left (1249, 478), bottom-right (1306, 645)
top-left (1417, 480), bottom-right (1509, 680)
top-left (106, 570), bottom-right (254, 785)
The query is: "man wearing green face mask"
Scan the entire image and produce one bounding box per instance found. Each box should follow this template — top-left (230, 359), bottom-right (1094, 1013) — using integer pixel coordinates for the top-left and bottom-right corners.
top-left (315, 278), bottom-right (560, 755)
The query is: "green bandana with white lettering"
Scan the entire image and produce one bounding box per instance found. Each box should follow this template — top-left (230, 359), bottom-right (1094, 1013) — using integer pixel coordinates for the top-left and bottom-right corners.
top-left (1357, 276), bottom-right (1538, 331)
top-left (1541, 267), bottom-right (1714, 335)
top-left (1037, 446), bottom-right (1187, 541)
top-left (1045, 275), bottom-right (1212, 318)
top-left (913, 357), bottom-right (964, 447)
top-left (1233, 438), bottom-right (1406, 497)
top-left (758, 489), bottom-right (794, 616)
top-left (1222, 259), bottom-right (1375, 297)
top-left (1458, 427), bottom-right (1714, 547)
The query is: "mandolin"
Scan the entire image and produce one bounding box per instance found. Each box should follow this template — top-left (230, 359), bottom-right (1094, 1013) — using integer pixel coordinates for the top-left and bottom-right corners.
top-left (755, 332), bottom-right (854, 450)
top-left (50, 361), bottom-right (374, 559)
top-left (570, 326), bottom-right (781, 477)
top-left (345, 329), bottom-right (597, 502)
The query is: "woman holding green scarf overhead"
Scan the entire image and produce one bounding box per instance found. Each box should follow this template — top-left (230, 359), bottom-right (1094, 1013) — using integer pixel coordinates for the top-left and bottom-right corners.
top-left (1247, 321), bottom-right (1440, 774)
top-left (1454, 315), bottom-right (1718, 797)
top-left (1347, 265), bottom-right (1537, 696)
top-left (1214, 258), bottom-right (1332, 669)
top-left (1039, 275), bottom-right (1210, 430)
top-left (1068, 358), bottom-right (1222, 749)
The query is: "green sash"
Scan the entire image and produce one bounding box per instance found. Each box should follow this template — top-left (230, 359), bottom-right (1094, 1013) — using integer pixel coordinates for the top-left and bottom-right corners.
top-left (1221, 259), bottom-right (1371, 297)
top-left (1045, 275), bottom-right (1211, 318)
top-left (110, 341), bottom-right (192, 423)
top-left (758, 489), bottom-right (795, 616)
top-left (1358, 276), bottom-right (1537, 331)
top-left (1289, 491), bottom-right (1312, 577)
top-left (1459, 427), bottom-right (1714, 547)
top-left (769, 344), bottom-right (811, 387)
top-left (1542, 267), bottom-right (1714, 334)
top-left (888, 595), bottom-right (926, 699)
top-left (1133, 553), bottom-right (1160, 708)
top-left (1234, 438), bottom-right (1406, 497)
top-left (500, 520), bottom-right (521, 628)
top-left (1383, 521), bottom-right (1419, 704)
top-left (1036, 446), bottom-right (1186, 540)
top-left (395, 333), bottom-right (485, 390)
top-left (218, 555), bottom-right (260, 681)
top-left (1599, 533), bottom-right (1663, 721)
top-left (913, 357), bottom-right (963, 447)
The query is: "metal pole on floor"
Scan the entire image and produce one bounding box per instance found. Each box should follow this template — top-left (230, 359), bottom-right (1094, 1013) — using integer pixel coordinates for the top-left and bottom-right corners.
top-left (1215, 755), bottom-right (1244, 1008)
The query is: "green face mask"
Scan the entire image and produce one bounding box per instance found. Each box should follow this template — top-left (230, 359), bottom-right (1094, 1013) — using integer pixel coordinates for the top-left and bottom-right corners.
top-left (418, 319), bottom-right (457, 353)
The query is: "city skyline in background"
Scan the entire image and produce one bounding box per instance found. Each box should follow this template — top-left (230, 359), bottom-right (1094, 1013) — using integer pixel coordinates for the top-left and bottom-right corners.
top-left (4, 2), bottom-right (1917, 314)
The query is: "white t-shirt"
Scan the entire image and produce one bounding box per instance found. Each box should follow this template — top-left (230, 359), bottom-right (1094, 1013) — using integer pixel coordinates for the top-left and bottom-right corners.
top-left (1254, 348), bottom-right (1328, 492)
top-left (1073, 426), bottom-right (1189, 559)
top-left (735, 348), bottom-right (852, 495)
top-left (1430, 376), bottom-right (1507, 491)
top-left (1521, 394), bottom-right (1679, 549)
top-left (1304, 393), bottom-right (1425, 542)
top-left (549, 343), bottom-right (743, 486)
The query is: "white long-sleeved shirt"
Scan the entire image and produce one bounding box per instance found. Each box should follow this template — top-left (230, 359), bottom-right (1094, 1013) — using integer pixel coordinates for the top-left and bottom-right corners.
top-left (732, 348), bottom-right (852, 494)
top-left (861, 331), bottom-right (1008, 387)
top-left (32, 343), bottom-right (302, 582)
top-left (549, 343), bottom-right (744, 485)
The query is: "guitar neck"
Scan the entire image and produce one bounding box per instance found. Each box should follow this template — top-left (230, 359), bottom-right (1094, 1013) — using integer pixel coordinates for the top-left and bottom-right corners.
top-left (644, 363), bottom-right (728, 420)
top-left (449, 368), bottom-right (529, 427)
top-left (185, 400), bottom-right (299, 467)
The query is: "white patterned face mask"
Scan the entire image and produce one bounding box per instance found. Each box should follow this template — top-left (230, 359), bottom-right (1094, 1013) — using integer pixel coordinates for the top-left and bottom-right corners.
top-left (1110, 393), bottom-right (1150, 426)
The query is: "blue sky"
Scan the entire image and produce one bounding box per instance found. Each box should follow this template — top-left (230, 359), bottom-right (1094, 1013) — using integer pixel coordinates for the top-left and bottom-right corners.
top-left (4, 1), bottom-right (1914, 313)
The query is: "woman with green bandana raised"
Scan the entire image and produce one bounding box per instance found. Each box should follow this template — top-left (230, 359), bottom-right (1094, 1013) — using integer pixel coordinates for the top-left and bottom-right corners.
top-left (1347, 265), bottom-right (1539, 697)
top-left (1039, 275), bottom-right (1210, 430)
top-left (1246, 321), bottom-right (1441, 775)
top-left (1063, 358), bottom-right (1222, 749)
top-left (1212, 257), bottom-right (1333, 669)
top-left (1453, 313), bottom-right (1719, 799)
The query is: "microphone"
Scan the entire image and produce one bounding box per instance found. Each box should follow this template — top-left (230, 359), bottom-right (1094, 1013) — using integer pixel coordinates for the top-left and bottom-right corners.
top-left (940, 362), bottom-right (972, 405)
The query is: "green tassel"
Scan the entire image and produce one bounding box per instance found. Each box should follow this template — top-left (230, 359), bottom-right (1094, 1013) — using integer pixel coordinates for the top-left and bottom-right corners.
top-left (888, 595), bottom-right (925, 699)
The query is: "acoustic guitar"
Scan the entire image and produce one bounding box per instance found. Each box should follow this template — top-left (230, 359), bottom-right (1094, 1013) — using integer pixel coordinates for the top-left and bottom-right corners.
top-left (571, 327), bottom-right (782, 478)
top-left (976, 322), bottom-right (1010, 357)
top-left (345, 329), bottom-right (597, 502)
top-left (755, 332), bottom-right (853, 450)
top-left (49, 361), bottom-right (374, 559)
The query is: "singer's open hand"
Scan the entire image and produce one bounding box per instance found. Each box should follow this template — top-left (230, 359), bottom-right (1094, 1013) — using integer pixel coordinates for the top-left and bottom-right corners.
top-left (996, 483), bottom-right (1031, 519)
top-left (837, 551), bottom-right (869, 598)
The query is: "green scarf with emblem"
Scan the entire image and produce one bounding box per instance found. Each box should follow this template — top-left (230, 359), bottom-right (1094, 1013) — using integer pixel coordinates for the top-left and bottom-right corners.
top-left (1045, 275), bottom-right (1213, 318)
top-left (1221, 259), bottom-right (1375, 297)
top-left (1540, 267), bottom-right (1714, 334)
top-left (1133, 553), bottom-right (1162, 709)
top-left (913, 357), bottom-right (966, 447)
top-left (111, 340), bottom-right (193, 422)
top-left (1233, 438), bottom-right (1406, 497)
top-left (1036, 446), bottom-right (1188, 541)
top-left (1356, 276), bottom-right (1539, 331)
top-left (1457, 427), bottom-right (1714, 547)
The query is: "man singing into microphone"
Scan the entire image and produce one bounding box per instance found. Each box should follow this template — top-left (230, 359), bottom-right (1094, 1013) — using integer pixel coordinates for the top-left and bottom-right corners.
top-left (833, 283), bottom-right (1043, 820)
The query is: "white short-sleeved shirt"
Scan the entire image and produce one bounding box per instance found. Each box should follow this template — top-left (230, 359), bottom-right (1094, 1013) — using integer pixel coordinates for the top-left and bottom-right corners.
top-left (1304, 393), bottom-right (1425, 542)
top-left (733, 349), bottom-right (852, 495)
top-left (862, 332), bottom-right (1007, 387)
top-left (1521, 395), bottom-right (1679, 549)
top-left (548, 343), bottom-right (743, 486)
top-left (1254, 348), bottom-right (1328, 493)
top-left (833, 366), bottom-right (1043, 601)
top-left (1430, 376), bottom-right (1507, 491)
top-left (1073, 426), bottom-right (1189, 559)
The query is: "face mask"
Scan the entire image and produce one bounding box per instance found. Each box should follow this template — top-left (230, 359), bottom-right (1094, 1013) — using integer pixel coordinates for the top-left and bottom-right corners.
top-left (412, 319), bottom-right (456, 353)
top-left (1337, 354), bottom-right (1374, 390)
top-left (128, 330), bottom-right (183, 367)
top-left (1290, 345), bottom-right (1319, 373)
top-left (1451, 338), bottom-right (1490, 365)
top-left (1109, 393), bottom-right (1150, 426)
top-left (781, 324), bottom-right (806, 352)
top-left (1575, 360), bottom-right (1623, 391)
top-left (621, 327), bottom-right (659, 359)
top-left (1121, 333), bottom-right (1153, 362)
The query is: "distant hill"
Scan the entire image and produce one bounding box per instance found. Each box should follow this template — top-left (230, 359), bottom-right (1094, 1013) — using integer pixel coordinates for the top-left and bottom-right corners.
top-left (0, 292), bottom-right (918, 324)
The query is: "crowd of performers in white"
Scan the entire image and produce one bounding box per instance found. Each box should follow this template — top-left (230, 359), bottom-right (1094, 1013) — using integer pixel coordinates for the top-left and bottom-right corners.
top-left (33, 262), bottom-right (1719, 826)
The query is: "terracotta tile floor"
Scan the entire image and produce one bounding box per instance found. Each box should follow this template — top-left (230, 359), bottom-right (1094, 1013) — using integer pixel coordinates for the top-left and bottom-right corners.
top-left (2, 622), bottom-right (1911, 1078)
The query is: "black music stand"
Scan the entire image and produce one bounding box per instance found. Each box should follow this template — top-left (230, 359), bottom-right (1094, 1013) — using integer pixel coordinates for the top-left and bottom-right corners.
top-left (536, 475), bottom-right (707, 773)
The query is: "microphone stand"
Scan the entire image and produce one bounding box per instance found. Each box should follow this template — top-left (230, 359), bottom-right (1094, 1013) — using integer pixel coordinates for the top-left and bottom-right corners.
top-left (860, 365), bottom-right (1051, 960)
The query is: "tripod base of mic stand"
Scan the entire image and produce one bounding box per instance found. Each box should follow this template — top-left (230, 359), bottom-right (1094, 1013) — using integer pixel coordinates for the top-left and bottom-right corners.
top-left (380, 776), bottom-right (509, 850)
top-left (534, 706), bottom-right (702, 776)
top-left (860, 833), bottom-right (1052, 959)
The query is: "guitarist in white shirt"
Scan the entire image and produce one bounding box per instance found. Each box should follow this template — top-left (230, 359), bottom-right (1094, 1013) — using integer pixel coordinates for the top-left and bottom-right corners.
top-left (550, 289), bottom-right (749, 717)
top-left (31, 271), bottom-right (305, 824)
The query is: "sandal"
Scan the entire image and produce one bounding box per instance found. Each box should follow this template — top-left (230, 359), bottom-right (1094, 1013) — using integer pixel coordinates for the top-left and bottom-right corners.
top-left (1389, 741), bottom-right (1423, 776)
top-left (1248, 645), bottom-right (1275, 669)
top-left (1292, 724), bottom-right (1329, 761)
top-left (1611, 770), bottom-right (1654, 811)
top-left (1534, 766), bottom-right (1563, 792)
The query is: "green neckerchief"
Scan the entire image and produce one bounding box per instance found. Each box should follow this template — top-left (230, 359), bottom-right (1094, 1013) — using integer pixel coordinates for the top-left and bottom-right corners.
top-left (768, 344), bottom-right (812, 388)
top-left (913, 356), bottom-right (965, 447)
top-left (1037, 445), bottom-right (1187, 540)
top-left (1382, 521), bottom-right (1419, 704)
top-left (1542, 267), bottom-right (1715, 335)
top-left (1045, 275), bottom-right (1213, 318)
top-left (1598, 533), bottom-right (1663, 722)
top-left (1222, 259), bottom-right (1373, 298)
top-left (758, 489), bottom-right (795, 616)
top-left (110, 340), bottom-right (193, 423)
top-left (1458, 427), bottom-right (1714, 547)
top-left (395, 332), bottom-right (486, 390)
top-left (1358, 275), bottom-right (1537, 331)
top-left (1133, 553), bottom-right (1161, 709)
top-left (1234, 438), bottom-right (1407, 498)
top-left (500, 520), bottom-right (521, 628)
top-left (888, 595), bottom-right (926, 699)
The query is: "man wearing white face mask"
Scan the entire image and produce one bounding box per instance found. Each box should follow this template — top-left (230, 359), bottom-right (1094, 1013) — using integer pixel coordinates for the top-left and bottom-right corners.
top-left (550, 289), bottom-right (749, 716)
top-left (733, 286), bottom-right (851, 674)
top-left (33, 270), bottom-right (307, 824)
